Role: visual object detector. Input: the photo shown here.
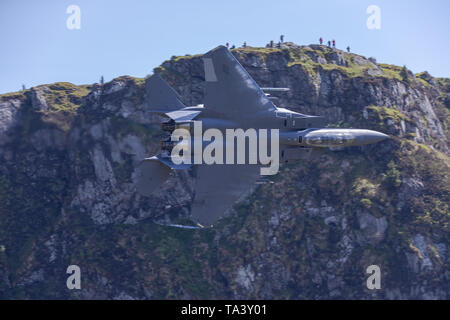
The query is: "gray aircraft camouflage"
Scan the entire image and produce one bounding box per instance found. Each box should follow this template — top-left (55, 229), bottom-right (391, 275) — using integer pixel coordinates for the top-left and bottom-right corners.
top-left (136, 45), bottom-right (388, 227)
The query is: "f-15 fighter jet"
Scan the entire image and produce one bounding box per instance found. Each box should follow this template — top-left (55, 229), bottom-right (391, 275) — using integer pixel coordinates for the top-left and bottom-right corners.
top-left (136, 46), bottom-right (388, 227)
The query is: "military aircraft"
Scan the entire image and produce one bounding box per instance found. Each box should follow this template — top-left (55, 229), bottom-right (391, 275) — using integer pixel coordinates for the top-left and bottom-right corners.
top-left (136, 45), bottom-right (388, 227)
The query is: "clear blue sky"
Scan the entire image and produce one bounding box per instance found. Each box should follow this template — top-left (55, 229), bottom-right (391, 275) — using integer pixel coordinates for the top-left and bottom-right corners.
top-left (1, 0), bottom-right (449, 94)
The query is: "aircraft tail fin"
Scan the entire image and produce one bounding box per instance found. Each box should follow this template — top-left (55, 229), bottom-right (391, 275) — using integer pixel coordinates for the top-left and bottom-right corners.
top-left (146, 74), bottom-right (186, 112)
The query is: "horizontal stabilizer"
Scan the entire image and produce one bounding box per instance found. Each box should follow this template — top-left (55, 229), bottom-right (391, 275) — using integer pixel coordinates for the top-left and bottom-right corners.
top-left (157, 155), bottom-right (193, 170)
top-left (136, 154), bottom-right (192, 197)
top-left (164, 109), bottom-right (202, 122)
top-left (136, 156), bottom-right (172, 196)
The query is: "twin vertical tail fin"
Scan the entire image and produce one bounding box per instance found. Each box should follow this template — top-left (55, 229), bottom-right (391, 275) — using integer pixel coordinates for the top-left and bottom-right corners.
top-left (146, 74), bottom-right (201, 122)
top-left (145, 74), bottom-right (186, 113)
top-left (136, 75), bottom-right (192, 197)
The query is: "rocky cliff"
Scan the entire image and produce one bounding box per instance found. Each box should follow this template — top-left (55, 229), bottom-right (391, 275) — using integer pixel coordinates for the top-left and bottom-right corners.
top-left (0, 43), bottom-right (449, 299)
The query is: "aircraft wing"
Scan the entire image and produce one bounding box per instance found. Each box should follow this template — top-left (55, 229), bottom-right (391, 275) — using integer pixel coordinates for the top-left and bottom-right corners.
top-left (191, 164), bottom-right (261, 227)
top-left (202, 46), bottom-right (276, 118)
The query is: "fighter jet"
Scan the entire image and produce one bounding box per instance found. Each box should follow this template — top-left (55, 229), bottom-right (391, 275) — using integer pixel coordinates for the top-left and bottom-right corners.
top-left (136, 45), bottom-right (388, 227)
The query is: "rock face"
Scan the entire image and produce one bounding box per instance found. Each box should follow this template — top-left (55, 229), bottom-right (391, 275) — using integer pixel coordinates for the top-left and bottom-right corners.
top-left (0, 44), bottom-right (449, 299)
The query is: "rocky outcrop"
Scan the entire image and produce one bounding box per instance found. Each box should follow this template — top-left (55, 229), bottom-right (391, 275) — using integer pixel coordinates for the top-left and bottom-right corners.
top-left (0, 44), bottom-right (449, 299)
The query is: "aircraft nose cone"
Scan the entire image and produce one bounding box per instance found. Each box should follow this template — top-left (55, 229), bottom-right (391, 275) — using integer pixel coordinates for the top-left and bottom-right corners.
top-left (359, 130), bottom-right (389, 145)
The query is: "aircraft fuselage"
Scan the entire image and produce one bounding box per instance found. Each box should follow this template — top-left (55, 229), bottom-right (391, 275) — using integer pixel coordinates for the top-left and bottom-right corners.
top-left (162, 105), bottom-right (388, 150)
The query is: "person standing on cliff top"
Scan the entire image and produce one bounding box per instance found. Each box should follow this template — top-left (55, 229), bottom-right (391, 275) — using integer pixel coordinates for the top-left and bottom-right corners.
top-left (327, 40), bottom-right (331, 47)
top-left (243, 41), bottom-right (247, 48)
top-left (280, 35), bottom-right (284, 43)
top-left (319, 37), bottom-right (323, 45)
top-left (332, 39), bottom-right (336, 48)
top-left (347, 46), bottom-right (350, 52)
